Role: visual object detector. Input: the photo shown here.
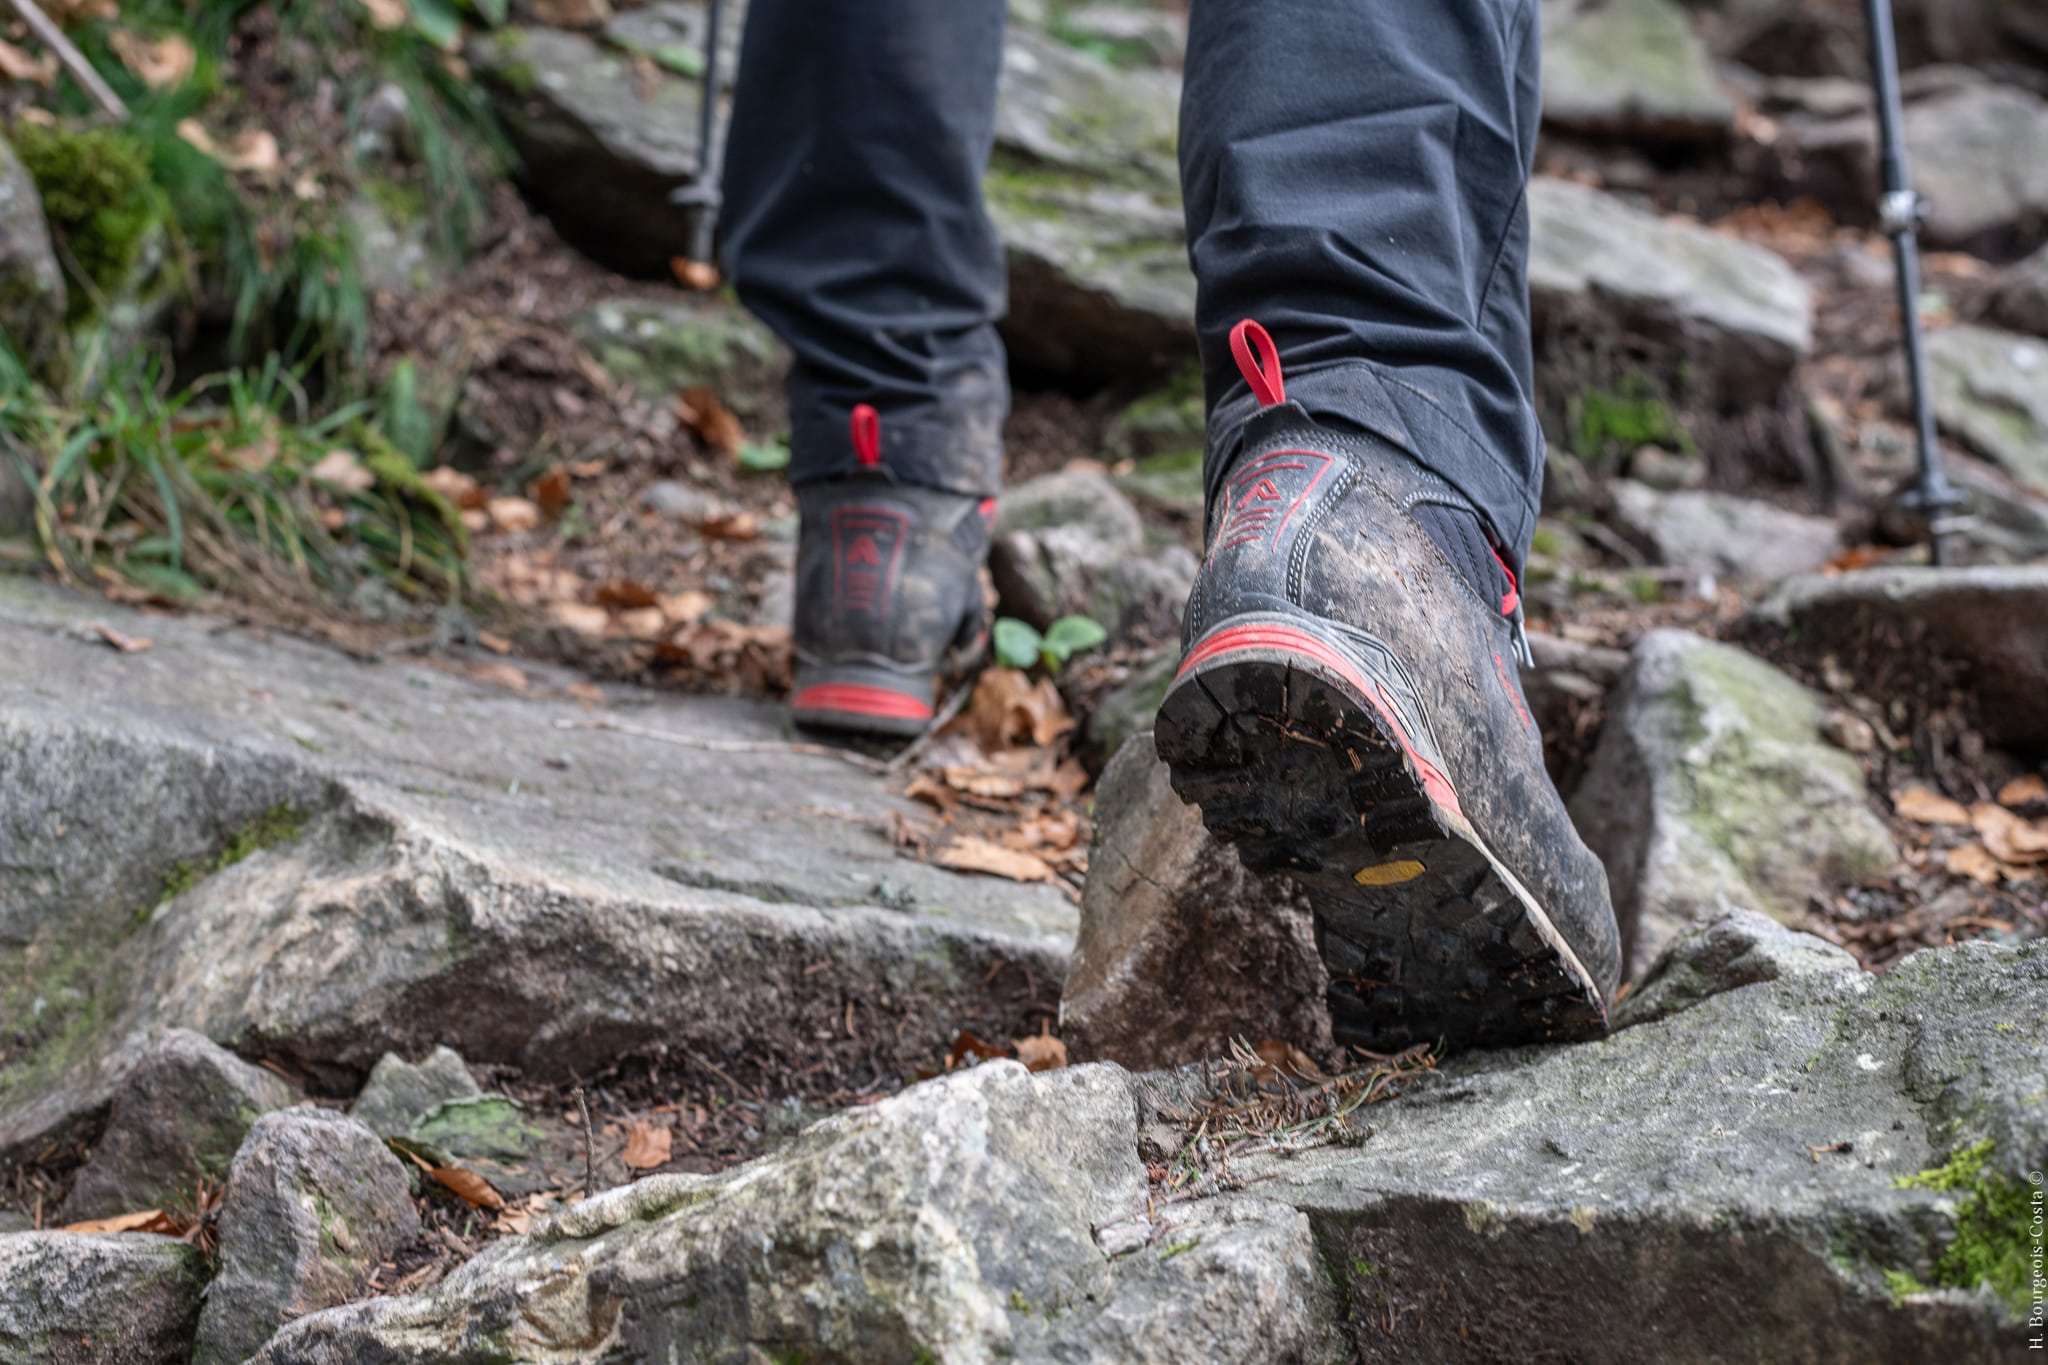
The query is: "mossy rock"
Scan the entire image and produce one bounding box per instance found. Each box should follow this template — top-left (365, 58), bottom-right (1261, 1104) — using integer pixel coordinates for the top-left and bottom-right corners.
top-left (11, 122), bottom-right (168, 327)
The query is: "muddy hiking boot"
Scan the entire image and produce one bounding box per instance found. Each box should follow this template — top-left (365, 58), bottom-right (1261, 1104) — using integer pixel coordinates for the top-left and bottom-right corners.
top-left (790, 403), bottom-right (995, 737)
top-left (1155, 321), bottom-right (1622, 1054)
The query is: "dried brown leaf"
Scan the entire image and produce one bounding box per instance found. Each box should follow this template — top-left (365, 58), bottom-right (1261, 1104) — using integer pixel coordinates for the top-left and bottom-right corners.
top-left (1946, 844), bottom-right (2002, 885)
top-left (622, 1121), bottom-right (673, 1170)
top-left (960, 669), bottom-right (1074, 753)
top-left (671, 258), bottom-right (721, 291)
top-left (945, 1030), bottom-right (1009, 1070)
top-left (471, 662), bottom-right (528, 692)
top-left (109, 29), bottom-right (196, 89)
top-left (617, 607), bottom-right (668, 641)
top-left (932, 836), bottom-right (1055, 883)
top-left (1252, 1038), bottom-right (1328, 1082)
top-left (221, 130), bottom-right (281, 176)
top-left (64, 1208), bottom-right (176, 1235)
top-left (659, 590), bottom-right (713, 624)
top-left (428, 1164), bottom-right (505, 1210)
top-left (677, 386), bottom-right (744, 457)
top-left (1013, 1034), bottom-right (1067, 1072)
top-left (532, 465), bottom-right (573, 521)
top-left (940, 767), bottom-right (1028, 799)
top-left (360, 0), bottom-right (407, 29)
top-left (423, 466), bottom-right (486, 510)
top-left (549, 601), bottom-right (611, 635)
top-left (0, 39), bottom-right (57, 85)
top-left (488, 497), bottom-right (542, 533)
top-left (1891, 786), bottom-right (1971, 826)
top-left (1971, 803), bottom-right (2048, 864)
top-left (594, 578), bottom-right (660, 610)
top-left (1999, 774), bottom-right (2048, 808)
top-left (697, 510), bottom-right (759, 541)
top-left (311, 449), bottom-right (375, 493)
top-left (175, 118), bottom-right (218, 156)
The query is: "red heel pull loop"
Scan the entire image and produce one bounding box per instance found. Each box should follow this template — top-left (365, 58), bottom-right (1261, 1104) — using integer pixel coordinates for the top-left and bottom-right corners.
top-left (1229, 319), bottom-right (1285, 408)
top-left (1489, 544), bottom-right (1521, 617)
top-left (850, 404), bottom-right (882, 468)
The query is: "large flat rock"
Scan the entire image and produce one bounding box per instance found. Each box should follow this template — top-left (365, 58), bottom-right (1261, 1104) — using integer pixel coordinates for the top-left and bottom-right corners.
top-left (254, 914), bottom-right (2039, 1362)
top-left (0, 577), bottom-right (1072, 1164)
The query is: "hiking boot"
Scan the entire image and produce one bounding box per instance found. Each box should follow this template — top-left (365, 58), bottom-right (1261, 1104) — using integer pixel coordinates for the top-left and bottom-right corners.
top-left (789, 404), bottom-right (994, 737)
top-left (1154, 321), bottom-right (1621, 1053)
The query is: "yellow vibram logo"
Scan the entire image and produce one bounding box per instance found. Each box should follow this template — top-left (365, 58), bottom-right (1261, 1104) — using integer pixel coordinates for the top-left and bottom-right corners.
top-left (1354, 860), bottom-right (1425, 886)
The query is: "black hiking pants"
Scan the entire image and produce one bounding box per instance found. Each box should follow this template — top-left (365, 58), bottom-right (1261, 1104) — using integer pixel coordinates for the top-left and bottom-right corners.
top-left (720, 0), bottom-right (1547, 557)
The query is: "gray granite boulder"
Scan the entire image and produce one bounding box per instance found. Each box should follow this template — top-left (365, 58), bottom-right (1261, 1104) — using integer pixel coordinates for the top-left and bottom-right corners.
top-left (1541, 0), bottom-right (1733, 143)
top-left (1609, 482), bottom-right (1841, 583)
top-left (1927, 323), bottom-right (2048, 498)
top-left (1987, 243), bottom-right (2048, 338)
top-left (0, 1231), bottom-right (207, 1364)
top-left (1570, 630), bottom-right (1897, 976)
top-left (1061, 734), bottom-right (1328, 1070)
top-left (0, 575), bottom-right (1072, 1172)
top-left (0, 132), bottom-right (65, 383)
top-left (1749, 565), bottom-right (2048, 752)
top-left (255, 1062), bottom-right (1337, 1364)
top-left (58, 1030), bottom-right (293, 1223)
top-left (255, 921), bottom-right (2041, 1362)
top-left (195, 1109), bottom-right (419, 1365)
top-left (1528, 176), bottom-right (1812, 421)
top-left (1905, 82), bottom-right (2048, 255)
top-left (991, 468), bottom-right (1195, 637)
top-left (347, 1046), bottom-right (481, 1138)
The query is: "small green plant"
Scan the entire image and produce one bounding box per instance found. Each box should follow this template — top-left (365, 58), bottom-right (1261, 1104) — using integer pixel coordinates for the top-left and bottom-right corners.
top-left (6, 354), bottom-right (466, 611)
top-left (993, 614), bottom-right (1108, 672)
top-left (737, 439), bottom-right (791, 472)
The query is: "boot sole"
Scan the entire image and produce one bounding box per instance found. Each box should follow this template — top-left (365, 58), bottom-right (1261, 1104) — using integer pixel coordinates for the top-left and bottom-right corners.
top-left (1154, 612), bottom-right (1609, 1054)
top-left (791, 674), bottom-right (934, 739)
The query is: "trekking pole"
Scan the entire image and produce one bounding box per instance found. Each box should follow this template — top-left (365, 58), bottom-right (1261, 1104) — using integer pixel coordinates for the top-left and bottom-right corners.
top-left (1862, 0), bottom-right (1966, 564)
top-left (669, 0), bottom-right (729, 277)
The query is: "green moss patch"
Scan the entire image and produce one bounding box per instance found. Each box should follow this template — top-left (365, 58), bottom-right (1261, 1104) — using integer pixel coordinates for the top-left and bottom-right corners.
top-left (1895, 1138), bottom-right (2035, 1315)
top-left (159, 804), bottom-right (307, 905)
top-left (12, 122), bottom-right (166, 322)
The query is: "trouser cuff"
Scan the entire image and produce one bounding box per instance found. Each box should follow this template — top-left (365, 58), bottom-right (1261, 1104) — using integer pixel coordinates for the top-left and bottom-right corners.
top-left (1204, 358), bottom-right (1542, 560)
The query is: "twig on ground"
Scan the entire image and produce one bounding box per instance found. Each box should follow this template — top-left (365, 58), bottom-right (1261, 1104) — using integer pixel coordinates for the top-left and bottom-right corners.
top-left (573, 1086), bottom-right (595, 1197)
top-left (3, 0), bottom-right (128, 118)
top-left (554, 715), bottom-right (892, 775)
